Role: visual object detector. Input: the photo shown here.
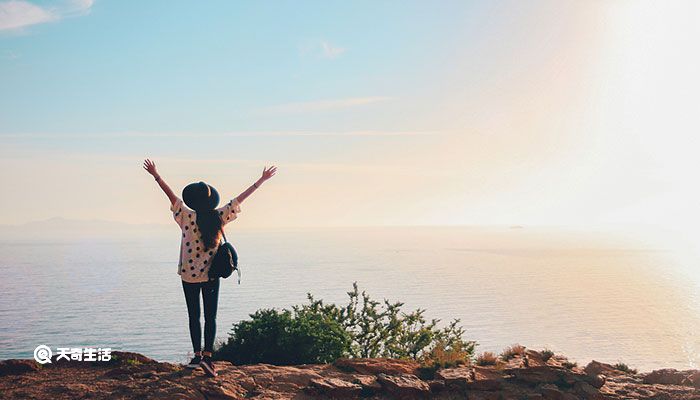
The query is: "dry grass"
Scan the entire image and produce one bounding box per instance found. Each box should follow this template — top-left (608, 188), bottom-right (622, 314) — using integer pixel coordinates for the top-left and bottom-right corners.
top-left (420, 341), bottom-right (471, 370)
top-left (500, 344), bottom-right (526, 361)
top-left (476, 352), bottom-right (498, 366)
top-left (417, 341), bottom-right (472, 380)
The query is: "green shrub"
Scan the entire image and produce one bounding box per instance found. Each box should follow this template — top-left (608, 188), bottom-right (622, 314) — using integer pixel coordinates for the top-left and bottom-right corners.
top-left (215, 283), bottom-right (477, 366)
top-left (213, 308), bottom-right (351, 365)
top-left (613, 362), bottom-right (637, 374)
top-left (541, 348), bottom-right (554, 362)
top-left (300, 283), bottom-right (476, 361)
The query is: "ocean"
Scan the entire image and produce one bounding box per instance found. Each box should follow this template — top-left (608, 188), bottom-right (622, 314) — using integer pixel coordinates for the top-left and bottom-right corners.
top-left (0, 226), bottom-right (697, 372)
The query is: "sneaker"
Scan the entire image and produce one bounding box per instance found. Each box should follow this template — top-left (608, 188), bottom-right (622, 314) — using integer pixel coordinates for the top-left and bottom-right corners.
top-left (200, 356), bottom-right (218, 377)
top-left (186, 355), bottom-right (201, 369)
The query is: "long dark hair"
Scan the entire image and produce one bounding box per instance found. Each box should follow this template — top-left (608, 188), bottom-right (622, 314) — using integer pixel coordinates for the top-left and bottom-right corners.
top-left (182, 181), bottom-right (223, 250)
top-left (196, 210), bottom-right (223, 250)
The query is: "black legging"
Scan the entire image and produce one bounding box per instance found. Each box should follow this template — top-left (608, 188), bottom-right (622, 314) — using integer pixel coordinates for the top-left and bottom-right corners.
top-left (182, 278), bottom-right (220, 353)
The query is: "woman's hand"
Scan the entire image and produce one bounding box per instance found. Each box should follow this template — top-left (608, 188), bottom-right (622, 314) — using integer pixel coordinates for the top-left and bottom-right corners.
top-left (144, 159), bottom-right (177, 205)
top-left (260, 166), bottom-right (277, 182)
top-left (143, 159), bottom-right (159, 178)
top-left (237, 165), bottom-right (277, 204)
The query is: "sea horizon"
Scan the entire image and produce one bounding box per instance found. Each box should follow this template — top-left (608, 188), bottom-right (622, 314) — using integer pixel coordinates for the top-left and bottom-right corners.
top-left (1, 225), bottom-right (697, 372)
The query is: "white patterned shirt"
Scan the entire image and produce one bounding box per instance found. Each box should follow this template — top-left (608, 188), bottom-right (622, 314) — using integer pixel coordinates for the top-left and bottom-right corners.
top-left (170, 197), bottom-right (241, 283)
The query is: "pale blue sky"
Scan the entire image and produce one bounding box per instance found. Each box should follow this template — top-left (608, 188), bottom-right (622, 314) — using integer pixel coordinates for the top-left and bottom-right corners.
top-left (1, 1), bottom-right (698, 233)
top-left (1, 1), bottom-right (490, 135)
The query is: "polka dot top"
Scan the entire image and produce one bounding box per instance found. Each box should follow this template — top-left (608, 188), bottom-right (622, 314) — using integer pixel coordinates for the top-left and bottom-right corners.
top-left (170, 197), bottom-right (241, 283)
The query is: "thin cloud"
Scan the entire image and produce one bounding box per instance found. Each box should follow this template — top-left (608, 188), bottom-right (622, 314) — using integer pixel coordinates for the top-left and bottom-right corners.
top-left (64, 0), bottom-right (93, 17)
top-left (0, 1), bottom-right (55, 30)
top-left (0, 0), bottom-right (93, 32)
top-left (320, 40), bottom-right (344, 59)
top-left (300, 39), bottom-right (345, 59)
top-left (0, 129), bottom-right (439, 139)
top-left (260, 96), bottom-right (392, 114)
top-left (4, 50), bottom-right (19, 59)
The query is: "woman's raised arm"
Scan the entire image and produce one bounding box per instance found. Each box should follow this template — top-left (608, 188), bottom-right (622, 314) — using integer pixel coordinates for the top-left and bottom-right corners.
top-left (236, 166), bottom-right (277, 204)
top-left (143, 159), bottom-right (178, 205)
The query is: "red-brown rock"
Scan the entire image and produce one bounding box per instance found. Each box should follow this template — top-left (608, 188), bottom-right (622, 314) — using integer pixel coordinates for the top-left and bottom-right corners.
top-left (377, 372), bottom-right (430, 399)
top-left (352, 374), bottom-right (382, 392)
top-left (510, 365), bottom-right (566, 384)
top-left (334, 357), bottom-right (419, 375)
top-left (0, 351), bottom-right (698, 399)
top-left (308, 377), bottom-right (362, 397)
top-left (538, 383), bottom-right (566, 400)
top-left (435, 366), bottom-right (471, 385)
top-left (643, 368), bottom-right (700, 388)
top-left (0, 359), bottom-right (39, 377)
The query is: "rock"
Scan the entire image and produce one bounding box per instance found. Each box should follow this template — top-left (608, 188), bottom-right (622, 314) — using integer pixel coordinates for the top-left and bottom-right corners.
top-left (435, 366), bottom-right (471, 385)
top-left (510, 365), bottom-right (566, 385)
top-left (0, 359), bottom-right (39, 376)
top-left (307, 377), bottom-right (362, 397)
top-left (538, 383), bottom-right (566, 400)
top-left (685, 371), bottom-right (700, 388)
top-left (468, 366), bottom-right (503, 391)
top-left (574, 381), bottom-right (599, 398)
top-left (48, 383), bottom-right (92, 395)
top-left (467, 391), bottom-right (511, 400)
top-left (526, 350), bottom-right (552, 367)
top-left (643, 368), bottom-right (700, 388)
top-left (585, 373), bottom-right (607, 389)
top-left (428, 379), bottom-right (446, 392)
top-left (334, 357), bottom-right (419, 375)
top-left (377, 373), bottom-right (430, 399)
top-left (352, 374), bottom-right (382, 393)
top-left (103, 367), bottom-right (131, 379)
top-left (436, 366), bottom-right (502, 391)
top-left (0, 351), bottom-right (698, 399)
top-left (561, 393), bottom-right (582, 400)
top-left (199, 381), bottom-right (250, 399)
top-left (239, 363), bottom-right (325, 393)
top-left (585, 360), bottom-right (619, 377)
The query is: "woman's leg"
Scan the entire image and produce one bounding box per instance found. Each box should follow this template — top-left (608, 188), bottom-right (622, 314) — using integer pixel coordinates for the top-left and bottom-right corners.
top-left (182, 281), bottom-right (202, 353)
top-left (201, 278), bottom-right (220, 353)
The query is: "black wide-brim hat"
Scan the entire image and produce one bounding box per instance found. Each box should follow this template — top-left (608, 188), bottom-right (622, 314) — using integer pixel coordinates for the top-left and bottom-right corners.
top-left (182, 182), bottom-right (220, 211)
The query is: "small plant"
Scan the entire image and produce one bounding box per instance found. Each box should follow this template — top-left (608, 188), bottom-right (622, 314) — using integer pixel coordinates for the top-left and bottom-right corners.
top-left (541, 349), bottom-right (554, 362)
top-left (613, 362), bottom-right (637, 374)
top-left (500, 344), bottom-right (526, 361)
top-left (417, 340), bottom-right (472, 380)
top-left (562, 361), bottom-right (577, 369)
top-left (125, 358), bottom-right (142, 366)
top-left (420, 339), bottom-right (472, 368)
top-left (476, 352), bottom-right (498, 366)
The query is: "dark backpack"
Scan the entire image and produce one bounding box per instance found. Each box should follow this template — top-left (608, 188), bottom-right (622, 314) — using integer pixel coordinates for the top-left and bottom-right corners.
top-left (208, 230), bottom-right (240, 283)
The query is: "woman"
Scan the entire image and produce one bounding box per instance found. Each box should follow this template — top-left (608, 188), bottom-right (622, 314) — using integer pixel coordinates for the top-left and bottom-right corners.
top-left (143, 159), bottom-right (276, 377)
